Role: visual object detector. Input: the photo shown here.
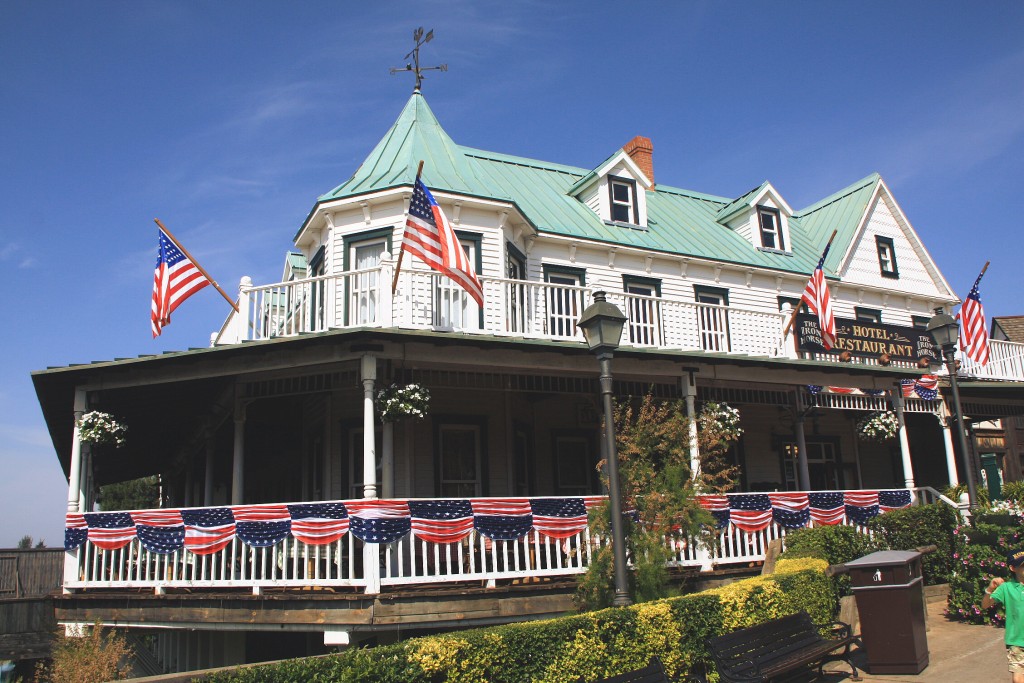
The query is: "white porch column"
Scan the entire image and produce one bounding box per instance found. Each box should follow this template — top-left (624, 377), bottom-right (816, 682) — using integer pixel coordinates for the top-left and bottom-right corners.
top-left (794, 415), bottom-right (811, 490)
top-left (939, 412), bottom-right (960, 486)
top-left (381, 422), bottom-right (394, 498)
top-left (779, 302), bottom-right (800, 360)
top-left (66, 388), bottom-right (87, 514)
top-left (231, 401), bottom-right (247, 505)
top-left (682, 373), bottom-right (701, 481)
top-left (891, 386), bottom-right (916, 488)
top-left (204, 436), bottom-right (216, 506)
top-left (361, 355), bottom-right (377, 499)
top-left (378, 251), bottom-right (394, 328)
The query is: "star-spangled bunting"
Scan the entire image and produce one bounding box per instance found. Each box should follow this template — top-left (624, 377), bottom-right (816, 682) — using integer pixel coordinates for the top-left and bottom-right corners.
top-left (287, 502), bottom-right (349, 545)
top-left (63, 492), bottom-right (914, 554)
top-left (901, 375), bottom-right (938, 401)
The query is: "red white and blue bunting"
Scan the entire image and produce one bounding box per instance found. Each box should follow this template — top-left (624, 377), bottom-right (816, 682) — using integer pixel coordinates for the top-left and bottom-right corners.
top-left (806, 375), bottom-right (939, 401)
top-left (66, 491), bottom-right (912, 554)
top-left (698, 489), bottom-right (912, 531)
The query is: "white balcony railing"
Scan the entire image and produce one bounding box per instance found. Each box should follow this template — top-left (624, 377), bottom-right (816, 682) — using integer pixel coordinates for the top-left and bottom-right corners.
top-left (214, 257), bottom-right (788, 358)
top-left (211, 259), bottom-right (1024, 382)
top-left (64, 488), bottom-right (952, 595)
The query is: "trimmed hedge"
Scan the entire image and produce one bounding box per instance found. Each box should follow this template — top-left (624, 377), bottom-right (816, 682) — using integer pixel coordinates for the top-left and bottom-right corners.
top-left (200, 558), bottom-right (835, 683)
top-left (777, 525), bottom-right (882, 596)
top-left (867, 502), bottom-right (959, 586)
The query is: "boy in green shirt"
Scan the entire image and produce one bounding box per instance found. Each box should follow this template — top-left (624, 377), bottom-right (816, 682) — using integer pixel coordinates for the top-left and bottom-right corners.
top-left (983, 549), bottom-right (1024, 682)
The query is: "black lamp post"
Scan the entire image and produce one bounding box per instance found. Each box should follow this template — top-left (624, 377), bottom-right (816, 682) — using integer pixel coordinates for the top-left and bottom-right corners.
top-left (927, 310), bottom-right (979, 508)
top-left (577, 291), bottom-right (632, 607)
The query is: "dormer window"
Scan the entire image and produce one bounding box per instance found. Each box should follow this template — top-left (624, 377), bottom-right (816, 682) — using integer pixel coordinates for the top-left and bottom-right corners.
top-left (758, 207), bottom-right (784, 251)
top-left (875, 236), bottom-right (899, 278)
top-left (608, 177), bottom-right (638, 224)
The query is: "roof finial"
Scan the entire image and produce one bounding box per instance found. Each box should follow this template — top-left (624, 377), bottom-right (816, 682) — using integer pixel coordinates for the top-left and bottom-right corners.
top-left (389, 27), bottom-right (448, 93)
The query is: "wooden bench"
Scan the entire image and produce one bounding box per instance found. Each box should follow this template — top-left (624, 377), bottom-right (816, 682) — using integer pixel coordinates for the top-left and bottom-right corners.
top-left (576, 656), bottom-right (670, 683)
top-left (703, 611), bottom-right (860, 682)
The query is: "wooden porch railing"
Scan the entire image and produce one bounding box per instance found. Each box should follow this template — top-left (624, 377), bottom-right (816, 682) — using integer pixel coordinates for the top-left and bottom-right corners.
top-left (213, 258), bottom-right (789, 358)
top-left (63, 488), bottom-right (955, 596)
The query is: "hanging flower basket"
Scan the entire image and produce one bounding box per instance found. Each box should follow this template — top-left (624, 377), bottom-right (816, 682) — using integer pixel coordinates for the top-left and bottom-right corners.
top-left (77, 411), bottom-right (128, 448)
top-left (856, 410), bottom-right (899, 442)
top-left (700, 402), bottom-right (744, 441)
top-left (375, 383), bottom-right (430, 423)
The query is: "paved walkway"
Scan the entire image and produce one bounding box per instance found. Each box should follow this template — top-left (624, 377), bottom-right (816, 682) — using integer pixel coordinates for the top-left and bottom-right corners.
top-left (822, 598), bottom-right (1007, 683)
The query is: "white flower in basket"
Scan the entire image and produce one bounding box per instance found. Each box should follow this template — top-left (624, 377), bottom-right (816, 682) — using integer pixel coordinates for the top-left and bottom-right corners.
top-left (856, 410), bottom-right (899, 442)
top-left (375, 383), bottom-right (431, 423)
top-left (700, 402), bottom-right (744, 441)
top-left (77, 411), bottom-right (128, 448)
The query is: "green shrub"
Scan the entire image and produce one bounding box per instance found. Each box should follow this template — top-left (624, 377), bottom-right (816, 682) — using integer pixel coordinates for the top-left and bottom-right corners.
top-left (778, 525), bottom-right (884, 596)
top-left (943, 484), bottom-right (990, 508)
top-left (946, 520), bottom-right (1024, 625)
top-left (867, 503), bottom-right (959, 585)
top-left (200, 560), bottom-right (835, 683)
top-left (1002, 481), bottom-right (1024, 506)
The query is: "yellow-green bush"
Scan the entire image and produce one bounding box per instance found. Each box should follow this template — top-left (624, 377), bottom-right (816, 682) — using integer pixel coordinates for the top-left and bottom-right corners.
top-left (202, 560), bottom-right (837, 683)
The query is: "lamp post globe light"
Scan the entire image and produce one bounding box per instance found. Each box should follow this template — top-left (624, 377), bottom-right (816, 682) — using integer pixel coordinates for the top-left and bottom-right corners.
top-left (926, 310), bottom-right (979, 508)
top-left (577, 290), bottom-right (632, 607)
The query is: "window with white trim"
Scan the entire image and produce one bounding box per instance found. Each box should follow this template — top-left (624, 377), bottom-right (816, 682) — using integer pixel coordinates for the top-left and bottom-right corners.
top-left (608, 177), bottom-right (638, 224)
top-left (757, 207), bottom-right (784, 251)
top-left (438, 424), bottom-right (482, 497)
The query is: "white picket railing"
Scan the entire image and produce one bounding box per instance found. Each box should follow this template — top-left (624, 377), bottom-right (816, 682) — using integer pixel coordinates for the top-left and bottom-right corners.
top-left (959, 338), bottom-right (1024, 381)
top-left (64, 488), bottom-right (955, 595)
top-left (215, 262), bottom-right (788, 358)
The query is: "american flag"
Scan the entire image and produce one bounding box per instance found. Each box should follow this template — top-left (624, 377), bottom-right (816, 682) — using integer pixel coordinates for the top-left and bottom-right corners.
top-left (402, 177), bottom-right (484, 307)
top-left (801, 244), bottom-right (836, 350)
top-left (151, 227), bottom-right (211, 337)
top-left (288, 502), bottom-right (349, 546)
top-left (133, 509), bottom-right (185, 554)
top-left (726, 494), bottom-right (773, 533)
top-left (844, 490), bottom-right (880, 525)
top-left (901, 375), bottom-right (938, 401)
top-left (233, 504), bottom-right (292, 548)
top-left (409, 499), bottom-right (474, 544)
top-left (65, 513), bottom-right (88, 550)
top-left (807, 491), bottom-right (846, 525)
top-left (530, 498), bottom-right (589, 539)
top-left (471, 498), bottom-right (534, 540)
top-left (346, 500), bottom-right (412, 543)
top-left (958, 268), bottom-right (989, 366)
top-left (84, 512), bottom-right (136, 550)
top-left (182, 507), bottom-right (236, 555)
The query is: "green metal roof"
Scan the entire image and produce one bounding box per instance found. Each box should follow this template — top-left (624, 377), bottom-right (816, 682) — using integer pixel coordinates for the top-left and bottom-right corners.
top-left (714, 181), bottom-right (769, 222)
top-left (310, 93), bottom-right (884, 277)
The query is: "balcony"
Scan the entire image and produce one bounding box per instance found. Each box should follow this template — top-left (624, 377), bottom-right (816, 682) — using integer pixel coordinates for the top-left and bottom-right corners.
top-left (63, 488), bottom-right (952, 596)
top-left (213, 260), bottom-right (1024, 382)
top-left (215, 260), bottom-right (788, 358)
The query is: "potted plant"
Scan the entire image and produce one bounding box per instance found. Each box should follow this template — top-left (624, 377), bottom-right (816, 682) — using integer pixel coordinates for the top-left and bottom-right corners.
top-left (856, 411), bottom-right (899, 442)
top-left (77, 411), bottom-right (128, 448)
top-left (375, 383), bottom-right (431, 423)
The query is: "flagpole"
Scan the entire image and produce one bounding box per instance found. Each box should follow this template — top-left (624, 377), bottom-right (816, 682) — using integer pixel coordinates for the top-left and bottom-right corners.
top-left (154, 218), bottom-right (240, 314)
top-left (783, 229), bottom-right (838, 337)
top-left (392, 160), bottom-right (425, 295)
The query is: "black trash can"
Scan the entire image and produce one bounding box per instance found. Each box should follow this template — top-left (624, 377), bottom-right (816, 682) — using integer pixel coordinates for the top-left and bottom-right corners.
top-left (846, 550), bottom-right (929, 674)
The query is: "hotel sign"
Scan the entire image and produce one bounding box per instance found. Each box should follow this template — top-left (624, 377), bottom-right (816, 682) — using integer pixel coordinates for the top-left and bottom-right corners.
top-left (796, 314), bottom-right (940, 364)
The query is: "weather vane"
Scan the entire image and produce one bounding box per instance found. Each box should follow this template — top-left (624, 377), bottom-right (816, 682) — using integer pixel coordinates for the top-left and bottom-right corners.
top-left (390, 27), bottom-right (447, 92)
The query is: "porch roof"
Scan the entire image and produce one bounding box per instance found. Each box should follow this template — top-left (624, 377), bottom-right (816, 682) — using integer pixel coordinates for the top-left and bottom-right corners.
top-left (33, 327), bottom-right (926, 482)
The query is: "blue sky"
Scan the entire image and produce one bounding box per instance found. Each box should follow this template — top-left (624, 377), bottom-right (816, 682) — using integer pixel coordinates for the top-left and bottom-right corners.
top-left (2, 2), bottom-right (1022, 546)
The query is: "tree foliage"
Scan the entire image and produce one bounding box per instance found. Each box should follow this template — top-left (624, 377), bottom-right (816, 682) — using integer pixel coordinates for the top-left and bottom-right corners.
top-left (98, 476), bottom-right (160, 511)
top-left (575, 394), bottom-right (742, 610)
top-left (34, 624), bottom-right (134, 683)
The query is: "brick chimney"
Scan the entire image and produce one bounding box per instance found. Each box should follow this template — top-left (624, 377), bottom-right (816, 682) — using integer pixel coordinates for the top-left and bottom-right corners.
top-left (623, 136), bottom-right (654, 187)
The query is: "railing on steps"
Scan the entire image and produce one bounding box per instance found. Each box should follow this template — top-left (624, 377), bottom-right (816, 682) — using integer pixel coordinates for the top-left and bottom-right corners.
top-left (62, 488), bottom-right (958, 596)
